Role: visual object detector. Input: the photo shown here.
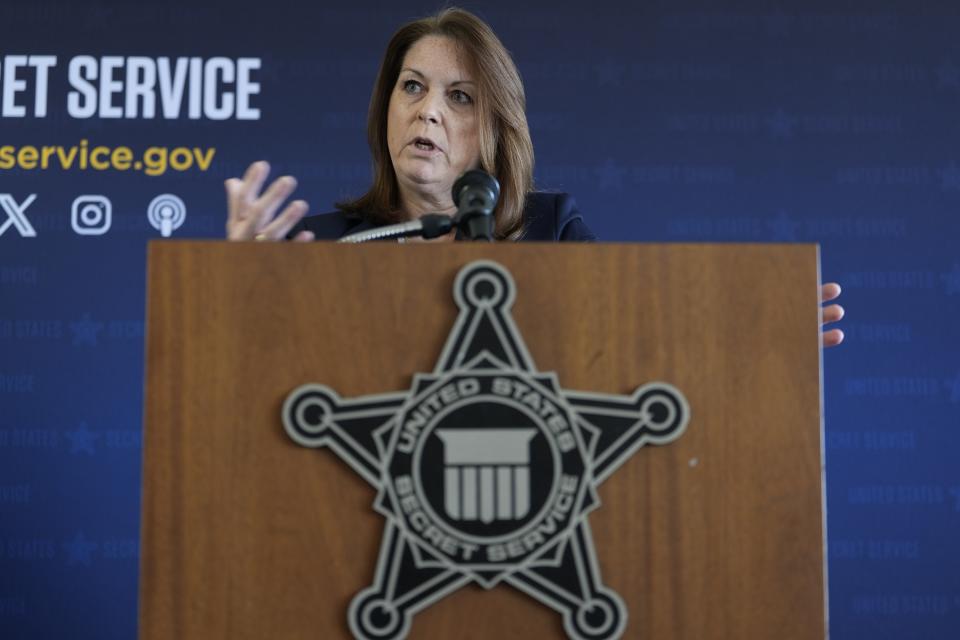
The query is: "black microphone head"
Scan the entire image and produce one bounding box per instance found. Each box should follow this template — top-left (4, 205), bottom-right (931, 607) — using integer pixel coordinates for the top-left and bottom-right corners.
top-left (452, 170), bottom-right (500, 207)
top-left (452, 170), bottom-right (500, 241)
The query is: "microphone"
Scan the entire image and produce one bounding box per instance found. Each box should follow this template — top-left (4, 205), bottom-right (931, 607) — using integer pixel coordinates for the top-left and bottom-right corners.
top-left (452, 170), bottom-right (500, 241)
top-left (338, 170), bottom-right (500, 244)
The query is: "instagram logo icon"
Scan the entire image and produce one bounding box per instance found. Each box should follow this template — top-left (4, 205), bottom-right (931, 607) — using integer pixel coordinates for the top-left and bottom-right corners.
top-left (71, 195), bottom-right (112, 236)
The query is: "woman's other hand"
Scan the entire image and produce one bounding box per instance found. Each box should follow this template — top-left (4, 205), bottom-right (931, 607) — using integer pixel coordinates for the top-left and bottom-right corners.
top-left (821, 282), bottom-right (844, 348)
top-left (225, 161), bottom-right (314, 242)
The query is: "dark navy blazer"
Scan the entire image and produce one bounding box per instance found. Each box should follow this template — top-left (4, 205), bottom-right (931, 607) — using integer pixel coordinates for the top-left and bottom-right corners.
top-left (291, 192), bottom-right (596, 241)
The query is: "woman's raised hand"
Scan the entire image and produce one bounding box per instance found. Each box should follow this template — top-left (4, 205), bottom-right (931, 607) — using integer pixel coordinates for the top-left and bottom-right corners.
top-left (821, 282), bottom-right (844, 348)
top-left (225, 161), bottom-right (314, 242)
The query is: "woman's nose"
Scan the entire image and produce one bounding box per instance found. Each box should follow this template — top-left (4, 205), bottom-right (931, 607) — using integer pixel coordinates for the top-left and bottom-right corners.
top-left (417, 92), bottom-right (442, 124)
top-left (418, 108), bottom-right (439, 124)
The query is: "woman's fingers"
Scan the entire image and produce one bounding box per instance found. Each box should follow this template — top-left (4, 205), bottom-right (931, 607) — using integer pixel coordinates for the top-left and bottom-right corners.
top-left (821, 283), bottom-right (845, 348)
top-left (225, 160), bottom-right (308, 241)
top-left (822, 303), bottom-right (844, 324)
top-left (225, 161), bottom-right (270, 238)
top-left (225, 177), bottom-right (256, 240)
top-left (821, 282), bottom-right (841, 303)
top-left (254, 200), bottom-right (310, 241)
top-left (224, 178), bottom-right (244, 222)
top-left (239, 160), bottom-right (270, 203)
top-left (253, 175), bottom-right (298, 226)
top-left (823, 328), bottom-right (844, 348)
top-left (292, 230), bottom-right (316, 243)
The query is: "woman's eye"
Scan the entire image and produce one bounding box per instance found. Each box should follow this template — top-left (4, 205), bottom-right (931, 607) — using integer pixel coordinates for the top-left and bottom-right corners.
top-left (450, 89), bottom-right (473, 105)
top-left (402, 80), bottom-right (422, 94)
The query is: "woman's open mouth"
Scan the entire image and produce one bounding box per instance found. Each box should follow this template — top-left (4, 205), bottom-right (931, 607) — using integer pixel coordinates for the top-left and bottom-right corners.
top-left (412, 137), bottom-right (440, 152)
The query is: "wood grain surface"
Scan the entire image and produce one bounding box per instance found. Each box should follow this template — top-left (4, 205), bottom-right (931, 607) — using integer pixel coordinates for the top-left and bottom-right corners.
top-left (140, 242), bottom-right (825, 639)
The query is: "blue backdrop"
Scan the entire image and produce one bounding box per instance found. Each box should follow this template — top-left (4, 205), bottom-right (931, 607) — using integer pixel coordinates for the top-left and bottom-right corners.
top-left (1, 1), bottom-right (958, 638)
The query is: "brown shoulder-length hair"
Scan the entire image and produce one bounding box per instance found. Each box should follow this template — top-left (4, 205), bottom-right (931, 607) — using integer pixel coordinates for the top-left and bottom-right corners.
top-left (337, 7), bottom-right (533, 240)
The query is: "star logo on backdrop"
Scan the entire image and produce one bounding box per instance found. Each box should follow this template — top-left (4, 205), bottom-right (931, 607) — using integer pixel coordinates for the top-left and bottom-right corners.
top-left (766, 210), bottom-right (801, 241)
top-left (594, 59), bottom-right (626, 86)
top-left (942, 264), bottom-right (960, 295)
top-left (764, 109), bottom-right (798, 139)
top-left (595, 159), bottom-right (627, 192)
top-left (943, 371), bottom-right (960, 404)
top-left (936, 60), bottom-right (960, 89)
top-left (69, 313), bottom-right (104, 347)
top-left (938, 162), bottom-right (960, 191)
top-left (66, 421), bottom-right (100, 455)
top-left (63, 532), bottom-right (98, 566)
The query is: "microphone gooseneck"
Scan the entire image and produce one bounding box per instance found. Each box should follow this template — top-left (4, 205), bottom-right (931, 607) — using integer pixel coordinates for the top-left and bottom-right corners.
top-left (338, 214), bottom-right (453, 243)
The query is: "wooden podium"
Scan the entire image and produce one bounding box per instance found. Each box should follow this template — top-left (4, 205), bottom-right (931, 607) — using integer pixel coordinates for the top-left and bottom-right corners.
top-left (140, 242), bottom-right (826, 639)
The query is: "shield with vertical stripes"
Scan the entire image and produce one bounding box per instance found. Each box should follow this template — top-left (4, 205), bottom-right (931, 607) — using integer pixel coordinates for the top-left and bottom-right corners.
top-left (436, 428), bottom-right (536, 523)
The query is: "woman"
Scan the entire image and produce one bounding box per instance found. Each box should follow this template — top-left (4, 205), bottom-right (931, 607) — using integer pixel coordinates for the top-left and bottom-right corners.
top-left (226, 7), bottom-right (590, 243)
top-left (224, 7), bottom-right (844, 345)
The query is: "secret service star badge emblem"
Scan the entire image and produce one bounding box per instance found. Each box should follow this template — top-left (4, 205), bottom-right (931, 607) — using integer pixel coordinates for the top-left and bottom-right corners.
top-left (283, 260), bottom-right (690, 640)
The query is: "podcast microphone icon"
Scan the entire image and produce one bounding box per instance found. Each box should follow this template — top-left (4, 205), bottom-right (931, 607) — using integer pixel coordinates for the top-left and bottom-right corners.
top-left (147, 194), bottom-right (186, 237)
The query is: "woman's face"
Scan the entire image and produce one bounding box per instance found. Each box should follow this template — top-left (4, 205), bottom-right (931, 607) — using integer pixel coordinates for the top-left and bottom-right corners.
top-left (387, 35), bottom-right (481, 207)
